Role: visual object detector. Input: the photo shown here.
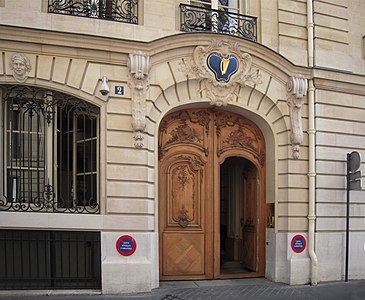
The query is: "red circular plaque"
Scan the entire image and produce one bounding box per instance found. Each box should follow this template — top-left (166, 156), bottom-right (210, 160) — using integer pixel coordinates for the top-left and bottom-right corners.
top-left (291, 234), bottom-right (306, 253)
top-left (116, 235), bottom-right (137, 256)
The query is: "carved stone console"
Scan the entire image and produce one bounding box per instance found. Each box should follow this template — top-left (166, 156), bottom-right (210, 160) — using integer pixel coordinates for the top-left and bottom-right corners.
top-left (128, 51), bottom-right (150, 148)
top-left (286, 75), bottom-right (308, 159)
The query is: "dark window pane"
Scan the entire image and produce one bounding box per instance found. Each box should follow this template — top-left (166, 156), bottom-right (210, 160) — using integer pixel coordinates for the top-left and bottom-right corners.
top-left (76, 140), bottom-right (97, 173)
top-left (76, 174), bottom-right (97, 206)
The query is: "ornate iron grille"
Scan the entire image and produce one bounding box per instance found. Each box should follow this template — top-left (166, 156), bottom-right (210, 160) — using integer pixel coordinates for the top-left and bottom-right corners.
top-left (48, 0), bottom-right (138, 24)
top-left (180, 4), bottom-right (257, 42)
top-left (0, 86), bottom-right (100, 214)
top-left (0, 230), bottom-right (101, 290)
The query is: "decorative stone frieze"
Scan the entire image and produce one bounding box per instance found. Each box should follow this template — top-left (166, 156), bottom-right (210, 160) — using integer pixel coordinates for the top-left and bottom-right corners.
top-left (286, 75), bottom-right (308, 159)
top-left (178, 39), bottom-right (261, 106)
top-left (9, 53), bottom-right (31, 83)
top-left (128, 51), bottom-right (150, 148)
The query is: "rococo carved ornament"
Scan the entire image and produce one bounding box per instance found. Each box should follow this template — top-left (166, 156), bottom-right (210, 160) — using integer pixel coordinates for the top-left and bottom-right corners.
top-left (175, 165), bottom-right (190, 190)
top-left (178, 39), bottom-right (261, 106)
top-left (128, 51), bottom-right (150, 148)
top-left (9, 53), bottom-right (31, 83)
top-left (158, 110), bottom-right (210, 159)
top-left (214, 111), bottom-right (265, 166)
top-left (286, 75), bottom-right (308, 159)
top-left (176, 154), bottom-right (205, 171)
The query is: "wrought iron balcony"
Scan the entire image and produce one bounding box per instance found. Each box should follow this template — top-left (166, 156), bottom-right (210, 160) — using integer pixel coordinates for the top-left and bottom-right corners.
top-left (48, 0), bottom-right (138, 24)
top-left (180, 4), bottom-right (257, 42)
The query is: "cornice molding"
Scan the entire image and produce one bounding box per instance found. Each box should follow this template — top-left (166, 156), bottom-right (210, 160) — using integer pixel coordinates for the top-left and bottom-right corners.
top-left (0, 26), bottom-right (308, 77)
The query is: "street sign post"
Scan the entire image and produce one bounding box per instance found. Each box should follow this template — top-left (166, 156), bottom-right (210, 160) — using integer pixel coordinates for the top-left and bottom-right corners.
top-left (348, 151), bottom-right (362, 191)
top-left (345, 151), bottom-right (362, 282)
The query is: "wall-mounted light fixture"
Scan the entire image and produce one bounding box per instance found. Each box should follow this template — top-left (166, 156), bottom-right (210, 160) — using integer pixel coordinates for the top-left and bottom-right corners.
top-left (99, 75), bottom-right (110, 96)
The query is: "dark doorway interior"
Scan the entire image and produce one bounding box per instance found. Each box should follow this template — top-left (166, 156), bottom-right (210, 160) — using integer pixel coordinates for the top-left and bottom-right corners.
top-left (220, 157), bottom-right (258, 275)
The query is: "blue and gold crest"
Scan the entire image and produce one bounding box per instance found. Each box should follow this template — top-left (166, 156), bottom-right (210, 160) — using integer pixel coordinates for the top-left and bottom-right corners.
top-left (207, 52), bottom-right (239, 83)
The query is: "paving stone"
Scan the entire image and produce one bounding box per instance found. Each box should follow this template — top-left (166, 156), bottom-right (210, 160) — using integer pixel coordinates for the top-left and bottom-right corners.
top-left (1, 279), bottom-right (365, 300)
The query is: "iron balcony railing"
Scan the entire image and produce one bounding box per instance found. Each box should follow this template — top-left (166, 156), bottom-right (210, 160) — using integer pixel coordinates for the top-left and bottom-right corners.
top-left (48, 0), bottom-right (138, 24)
top-left (180, 4), bottom-right (257, 42)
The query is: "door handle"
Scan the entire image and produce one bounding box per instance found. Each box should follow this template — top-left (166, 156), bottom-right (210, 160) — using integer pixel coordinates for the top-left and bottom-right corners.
top-left (175, 209), bottom-right (191, 228)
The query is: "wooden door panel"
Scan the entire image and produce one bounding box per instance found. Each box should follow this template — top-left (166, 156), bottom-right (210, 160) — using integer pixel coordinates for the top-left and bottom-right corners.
top-left (159, 108), bottom-right (265, 280)
top-left (242, 228), bottom-right (257, 271)
top-left (163, 154), bottom-right (205, 229)
top-left (162, 233), bottom-right (204, 276)
top-left (159, 109), bottom-right (213, 279)
top-left (242, 170), bottom-right (258, 271)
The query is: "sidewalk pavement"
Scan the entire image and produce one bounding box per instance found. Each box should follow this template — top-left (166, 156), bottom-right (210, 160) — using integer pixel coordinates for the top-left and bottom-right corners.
top-left (1, 278), bottom-right (365, 300)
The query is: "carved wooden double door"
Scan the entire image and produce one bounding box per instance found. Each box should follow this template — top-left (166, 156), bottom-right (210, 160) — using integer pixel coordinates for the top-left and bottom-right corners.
top-left (158, 109), bottom-right (265, 280)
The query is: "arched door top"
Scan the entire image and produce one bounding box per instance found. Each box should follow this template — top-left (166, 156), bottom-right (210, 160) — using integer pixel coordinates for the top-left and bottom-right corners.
top-left (158, 108), bottom-right (265, 168)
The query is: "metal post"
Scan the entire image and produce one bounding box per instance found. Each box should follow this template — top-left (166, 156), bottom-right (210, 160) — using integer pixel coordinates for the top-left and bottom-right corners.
top-left (345, 151), bottom-right (362, 282)
top-left (345, 153), bottom-right (350, 282)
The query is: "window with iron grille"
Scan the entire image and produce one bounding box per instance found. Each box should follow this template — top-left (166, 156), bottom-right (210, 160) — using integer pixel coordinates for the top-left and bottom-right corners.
top-left (0, 86), bottom-right (100, 214)
top-left (181, 1), bottom-right (257, 41)
top-left (190, 0), bottom-right (238, 13)
top-left (48, 0), bottom-right (138, 24)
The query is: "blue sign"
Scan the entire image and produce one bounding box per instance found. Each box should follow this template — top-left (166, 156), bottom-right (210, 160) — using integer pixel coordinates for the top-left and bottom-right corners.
top-left (291, 235), bottom-right (306, 253)
top-left (207, 52), bottom-right (238, 83)
top-left (116, 235), bottom-right (137, 256)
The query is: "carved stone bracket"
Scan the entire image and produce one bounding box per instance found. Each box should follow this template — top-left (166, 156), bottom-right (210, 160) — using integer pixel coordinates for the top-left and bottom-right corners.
top-left (128, 51), bottom-right (150, 148)
top-left (178, 39), bottom-right (261, 106)
top-left (286, 75), bottom-right (308, 159)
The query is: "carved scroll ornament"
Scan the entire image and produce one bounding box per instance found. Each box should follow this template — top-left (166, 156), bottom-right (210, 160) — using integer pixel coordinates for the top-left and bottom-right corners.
top-left (128, 51), bottom-right (150, 148)
top-left (178, 39), bottom-right (261, 106)
top-left (287, 75), bottom-right (308, 159)
top-left (158, 110), bottom-right (210, 159)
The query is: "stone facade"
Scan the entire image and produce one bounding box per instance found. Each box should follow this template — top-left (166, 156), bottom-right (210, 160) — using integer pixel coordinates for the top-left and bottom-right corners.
top-left (0, 0), bottom-right (364, 295)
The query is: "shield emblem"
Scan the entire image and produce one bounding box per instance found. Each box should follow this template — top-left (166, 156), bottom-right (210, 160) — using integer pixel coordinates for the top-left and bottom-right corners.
top-left (207, 52), bottom-right (239, 83)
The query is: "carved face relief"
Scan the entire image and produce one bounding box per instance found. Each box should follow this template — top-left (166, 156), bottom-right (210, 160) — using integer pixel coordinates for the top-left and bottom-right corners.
top-left (9, 53), bottom-right (31, 83)
top-left (207, 52), bottom-right (238, 83)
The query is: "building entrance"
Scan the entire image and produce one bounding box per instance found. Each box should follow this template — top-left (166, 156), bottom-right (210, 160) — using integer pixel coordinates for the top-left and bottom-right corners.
top-left (158, 108), bottom-right (266, 280)
top-left (220, 157), bottom-right (259, 275)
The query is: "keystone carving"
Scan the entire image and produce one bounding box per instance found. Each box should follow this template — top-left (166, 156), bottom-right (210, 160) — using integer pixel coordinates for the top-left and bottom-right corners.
top-left (178, 39), bottom-right (261, 106)
top-left (128, 51), bottom-right (150, 148)
top-left (287, 75), bottom-right (308, 159)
